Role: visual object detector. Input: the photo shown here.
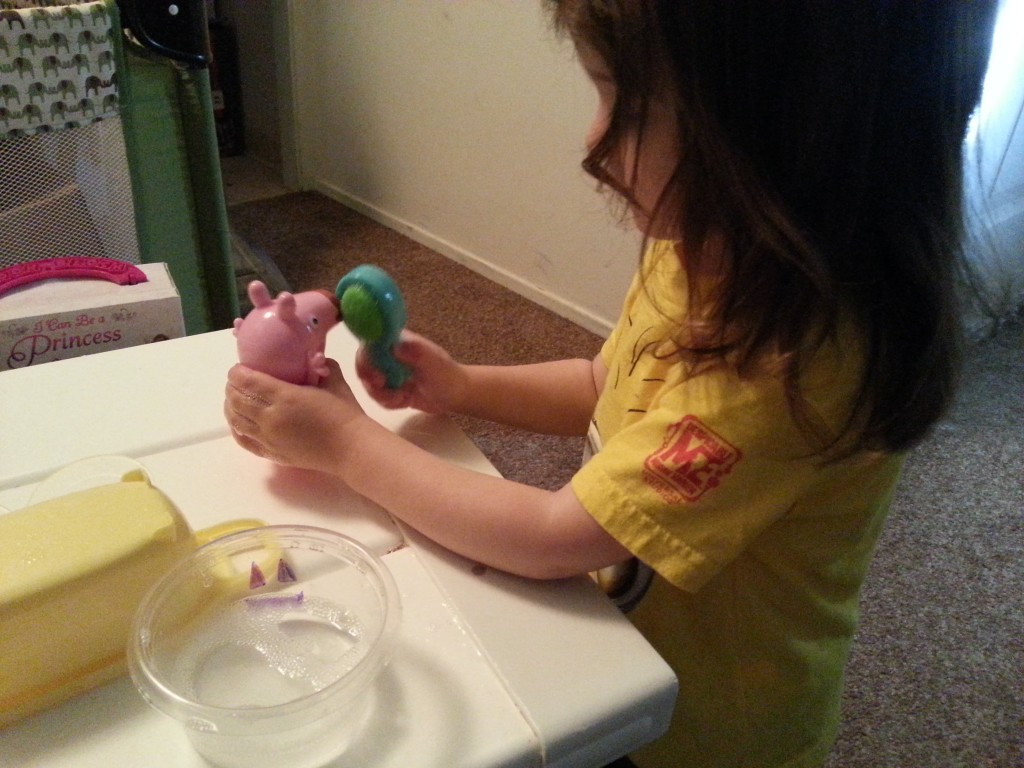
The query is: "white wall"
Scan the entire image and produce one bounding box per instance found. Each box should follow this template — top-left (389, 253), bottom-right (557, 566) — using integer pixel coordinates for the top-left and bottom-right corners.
top-left (285, 0), bottom-right (639, 336)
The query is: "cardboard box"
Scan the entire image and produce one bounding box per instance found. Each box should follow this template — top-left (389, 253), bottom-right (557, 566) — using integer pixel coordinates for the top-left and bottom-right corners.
top-left (0, 263), bottom-right (185, 371)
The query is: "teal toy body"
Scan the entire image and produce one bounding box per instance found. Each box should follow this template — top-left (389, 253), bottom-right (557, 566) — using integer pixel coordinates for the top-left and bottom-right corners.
top-left (336, 265), bottom-right (411, 388)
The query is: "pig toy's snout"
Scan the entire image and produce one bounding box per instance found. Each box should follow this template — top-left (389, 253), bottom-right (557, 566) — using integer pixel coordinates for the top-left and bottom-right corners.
top-left (313, 289), bottom-right (343, 323)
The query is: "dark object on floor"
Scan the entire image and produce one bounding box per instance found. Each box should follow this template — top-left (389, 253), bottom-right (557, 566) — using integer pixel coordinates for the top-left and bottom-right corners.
top-left (231, 227), bottom-right (292, 317)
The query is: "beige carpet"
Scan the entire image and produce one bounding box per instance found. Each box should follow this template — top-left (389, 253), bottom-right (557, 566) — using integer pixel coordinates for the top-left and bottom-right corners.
top-left (230, 190), bottom-right (1023, 768)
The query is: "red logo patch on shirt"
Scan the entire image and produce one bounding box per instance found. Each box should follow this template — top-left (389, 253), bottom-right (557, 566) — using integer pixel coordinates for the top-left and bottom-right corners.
top-left (643, 415), bottom-right (741, 503)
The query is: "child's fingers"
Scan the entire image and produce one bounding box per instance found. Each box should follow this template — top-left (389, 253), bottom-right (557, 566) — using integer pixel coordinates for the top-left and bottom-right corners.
top-left (319, 358), bottom-right (352, 397)
top-left (390, 333), bottom-right (423, 368)
top-left (354, 347), bottom-right (386, 387)
top-left (353, 347), bottom-right (409, 407)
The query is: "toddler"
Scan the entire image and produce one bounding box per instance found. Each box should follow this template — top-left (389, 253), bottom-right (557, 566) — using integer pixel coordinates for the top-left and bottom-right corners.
top-left (225, 2), bottom-right (998, 765)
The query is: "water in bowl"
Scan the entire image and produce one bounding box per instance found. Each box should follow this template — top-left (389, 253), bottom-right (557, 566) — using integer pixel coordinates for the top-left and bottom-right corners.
top-left (171, 593), bottom-right (366, 708)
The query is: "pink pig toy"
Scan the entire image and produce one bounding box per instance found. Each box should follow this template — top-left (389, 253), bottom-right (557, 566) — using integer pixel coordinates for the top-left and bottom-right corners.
top-left (233, 281), bottom-right (342, 385)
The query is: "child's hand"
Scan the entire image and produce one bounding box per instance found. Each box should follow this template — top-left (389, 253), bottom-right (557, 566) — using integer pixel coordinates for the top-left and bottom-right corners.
top-left (224, 360), bottom-right (366, 473)
top-left (356, 331), bottom-right (466, 414)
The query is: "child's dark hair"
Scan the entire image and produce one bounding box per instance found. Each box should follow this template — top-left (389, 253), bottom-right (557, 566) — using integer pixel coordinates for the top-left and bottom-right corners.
top-left (549, 0), bottom-right (999, 455)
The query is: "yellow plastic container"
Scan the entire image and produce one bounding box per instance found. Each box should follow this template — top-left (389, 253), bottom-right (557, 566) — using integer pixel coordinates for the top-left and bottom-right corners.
top-left (0, 468), bottom-right (261, 727)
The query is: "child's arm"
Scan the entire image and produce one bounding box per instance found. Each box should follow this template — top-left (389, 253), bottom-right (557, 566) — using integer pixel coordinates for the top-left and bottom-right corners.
top-left (333, 412), bottom-right (628, 578)
top-left (225, 361), bottom-right (631, 579)
top-left (357, 330), bottom-right (603, 437)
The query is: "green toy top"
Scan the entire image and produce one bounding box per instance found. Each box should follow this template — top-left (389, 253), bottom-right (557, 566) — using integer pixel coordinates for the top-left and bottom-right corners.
top-left (335, 265), bottom-right (410, 388)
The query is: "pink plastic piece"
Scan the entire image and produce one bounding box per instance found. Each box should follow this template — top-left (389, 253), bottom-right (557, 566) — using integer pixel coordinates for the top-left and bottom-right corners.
top-left (249, 562), bottom-right (266, 589)
top-left (277, 558), bottom-right (297, 583)
top-left (0, 257), bottom-right (148, 297)
top-left (233, 281), bottom-right (342, 385)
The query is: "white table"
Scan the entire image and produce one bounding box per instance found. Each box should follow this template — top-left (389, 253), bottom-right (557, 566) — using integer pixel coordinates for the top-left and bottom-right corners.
top-left (0, 328), bottom-right (676, 768)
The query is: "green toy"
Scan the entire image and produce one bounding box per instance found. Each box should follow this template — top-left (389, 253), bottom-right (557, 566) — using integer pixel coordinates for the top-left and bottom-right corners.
top-left (335, 265), bottom-right (411, 389)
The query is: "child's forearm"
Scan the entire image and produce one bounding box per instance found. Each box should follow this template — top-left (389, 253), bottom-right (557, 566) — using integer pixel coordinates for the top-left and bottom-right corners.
top-left (452, 357), bottom-right (600, 436)
top-left (331, 412), bottom-right (630, 579)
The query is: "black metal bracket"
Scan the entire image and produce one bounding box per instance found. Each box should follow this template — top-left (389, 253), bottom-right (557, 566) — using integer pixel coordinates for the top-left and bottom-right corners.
top-left (117, 0), bottom-right (211, 67)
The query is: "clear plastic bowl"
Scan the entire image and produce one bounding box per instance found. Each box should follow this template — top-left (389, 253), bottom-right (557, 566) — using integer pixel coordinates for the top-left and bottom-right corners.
top-left (127, 525), bottom-right (400, 768)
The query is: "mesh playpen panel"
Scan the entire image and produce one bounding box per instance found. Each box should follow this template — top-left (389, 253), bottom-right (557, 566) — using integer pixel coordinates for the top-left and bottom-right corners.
top-left (0, 0), bottom-right (140, 270)
top-left (0, 122), bottom-right (138, 269)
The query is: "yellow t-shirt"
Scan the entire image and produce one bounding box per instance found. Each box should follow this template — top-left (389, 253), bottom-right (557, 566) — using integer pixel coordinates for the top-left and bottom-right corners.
top-left (571, 241), bottom-right (903, 768)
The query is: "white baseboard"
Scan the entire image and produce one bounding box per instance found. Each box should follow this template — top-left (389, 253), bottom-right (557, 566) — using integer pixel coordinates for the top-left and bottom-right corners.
top-left (309, 180), bottom-right (615, 338)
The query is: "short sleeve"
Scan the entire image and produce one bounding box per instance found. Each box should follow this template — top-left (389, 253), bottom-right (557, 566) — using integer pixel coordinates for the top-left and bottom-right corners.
top-left (572, 369), bottom-right (820, 592)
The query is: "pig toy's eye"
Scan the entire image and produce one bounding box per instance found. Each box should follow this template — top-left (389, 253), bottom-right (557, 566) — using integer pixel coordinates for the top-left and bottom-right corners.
top-left (311, 317), bottom-right (320, 327)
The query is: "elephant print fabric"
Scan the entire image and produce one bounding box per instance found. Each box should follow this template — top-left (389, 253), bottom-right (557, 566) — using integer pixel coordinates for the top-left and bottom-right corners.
top-left (0, 1), bottom-right (118, 138)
